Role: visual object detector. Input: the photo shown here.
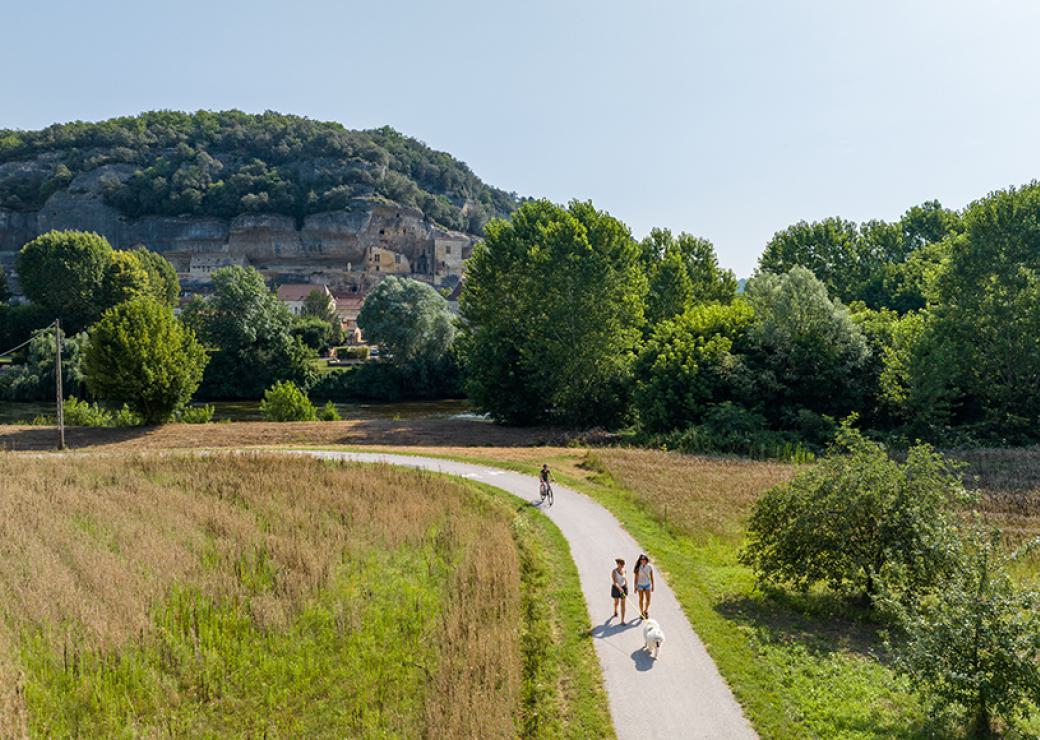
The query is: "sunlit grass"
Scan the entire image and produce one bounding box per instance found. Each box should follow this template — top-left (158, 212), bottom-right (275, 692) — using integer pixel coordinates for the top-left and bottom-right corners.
top-left (0, 452), bottom-right (611, 737)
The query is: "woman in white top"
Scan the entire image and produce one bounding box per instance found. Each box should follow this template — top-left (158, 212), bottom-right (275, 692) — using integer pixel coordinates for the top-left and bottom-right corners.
top-left (633, 553), bottom-right (655, 619)
top-left (610, 558), bottom-right (628, 624)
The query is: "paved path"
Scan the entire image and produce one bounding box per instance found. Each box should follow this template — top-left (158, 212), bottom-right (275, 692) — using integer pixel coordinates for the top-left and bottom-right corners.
top-left (298, 450), bottom-right (756, 740)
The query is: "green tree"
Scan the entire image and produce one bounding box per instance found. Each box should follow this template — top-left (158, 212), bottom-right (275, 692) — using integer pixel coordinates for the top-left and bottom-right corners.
top-left (746, 266), bottom-right (870, 423)
top-left (102, 250), bottom-right (152, 308)
top-left (758, 218), bottom-right (862, 303)
top-left (645, 245), bottom-right (693, 326)
top-left (359, 277), bottom-right (455, 366)
top-left (0, 326), bottom-right (88, 401)
top-left (301, 288), bottom-right (337, 324)
top-left (84, 297), bottom-right (208, 424)
top-left (889, 530), bottom-right (1040, 737)
top-left (759, 203), bottom-right (960, 310)
top-left (181, 266), bottom-right (315, 398)
top-left (879, 311), bottom-right (963, 436)
top-left (633, 300), bottom-right (756, 432)
top-left (292, 315), bottom-right (339, 354)
top-left (740, 423), bottom-right (973, 603)
top-left (922, 184), bottom-right (1040, 440)
top-left (461, 199), bottom-right (646, 426)
top-left (0, 302), bottom-right (52, 350)
top-left (132, 246), bottom-right (180, 306)
top-left (358, 276), bottom-right (459, 398)
top-left (260, 380), bottom-right (318, 421)
top-left (640, 228), bottom-right (736, 320)
top-left (15, 230), bottom-right (114, 331)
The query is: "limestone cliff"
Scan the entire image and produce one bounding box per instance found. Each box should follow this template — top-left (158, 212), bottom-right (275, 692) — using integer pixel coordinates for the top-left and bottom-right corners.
top-left (0, 111), bottom-right (515, 288)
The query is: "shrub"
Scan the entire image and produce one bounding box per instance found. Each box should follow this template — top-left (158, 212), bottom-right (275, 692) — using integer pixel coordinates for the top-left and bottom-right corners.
top-left (637, 402), bottom-right (814, 462)
top-left (336, 345), bottom-right (369, 360)
top-left (740, 421), bottom-right (974, 603)
top-left (112, 404), bottom-right (143, 427)
top-left (318, 401), bottom-right (341, 422)
top-left (260, 381), bottom-right (317, 422)
top-left (887, 530), bottom-right (1040, 737)
top-left (175, 404), bottom-right (215, 424)
top-left (63, 396), bottom-right (113, 427)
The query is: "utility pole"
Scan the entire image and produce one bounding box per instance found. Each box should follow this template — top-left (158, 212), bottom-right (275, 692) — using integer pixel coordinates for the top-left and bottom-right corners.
top-left (54, 319), bottom-right (65, 450)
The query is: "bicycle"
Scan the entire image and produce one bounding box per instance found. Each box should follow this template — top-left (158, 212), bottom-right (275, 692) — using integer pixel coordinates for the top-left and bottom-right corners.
top-left (539, 480), bottom-right (554, 506)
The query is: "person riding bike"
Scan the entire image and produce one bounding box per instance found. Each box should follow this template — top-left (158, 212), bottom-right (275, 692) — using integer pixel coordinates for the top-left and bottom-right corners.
top-left (539, 464), bottom-right (554, 502)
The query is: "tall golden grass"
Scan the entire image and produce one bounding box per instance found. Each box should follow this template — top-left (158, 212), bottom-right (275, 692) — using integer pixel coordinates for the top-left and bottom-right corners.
top-left (0, 452), bottom-right (522, 737)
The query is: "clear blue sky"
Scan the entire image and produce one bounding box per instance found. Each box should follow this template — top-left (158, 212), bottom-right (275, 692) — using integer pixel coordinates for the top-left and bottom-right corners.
top-left (4, 0), bottom-right (1040, 275)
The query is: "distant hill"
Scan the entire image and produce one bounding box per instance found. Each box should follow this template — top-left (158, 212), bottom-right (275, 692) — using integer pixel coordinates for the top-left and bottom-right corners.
top-left (0, 110), bottom-right (518, 234)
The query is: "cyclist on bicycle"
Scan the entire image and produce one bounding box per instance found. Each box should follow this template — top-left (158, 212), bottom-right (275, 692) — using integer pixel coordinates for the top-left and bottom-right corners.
top-left (539, 464), bottom-right (554, 499)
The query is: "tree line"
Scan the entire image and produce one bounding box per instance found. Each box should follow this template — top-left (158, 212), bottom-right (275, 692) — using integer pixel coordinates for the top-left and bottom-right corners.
top-left (2, 179), bottom-right (1037, 446)
top-left (461, 185), bottom-right (1040, 450)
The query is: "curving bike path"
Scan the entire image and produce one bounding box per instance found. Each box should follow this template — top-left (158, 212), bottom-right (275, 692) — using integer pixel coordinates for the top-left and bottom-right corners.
top-left (297, 450), bottom-right (756, 740)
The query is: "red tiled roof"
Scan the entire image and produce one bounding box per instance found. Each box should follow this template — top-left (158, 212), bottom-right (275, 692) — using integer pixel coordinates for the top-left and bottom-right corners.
top-left (277, 284), bottom-right (330, 302)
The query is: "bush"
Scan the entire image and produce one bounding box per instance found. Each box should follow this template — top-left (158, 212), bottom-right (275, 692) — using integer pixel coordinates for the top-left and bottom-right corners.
top-left (318, 401), bottom-right (341, 422)
top-left (887, 530), bottom-right (1040, 737)
top-left (63, 397), bottom-right (113, 427)
top-left (637, 402), bottom-right (814, 462)
top-left (740, 421), bottom-right (974, 603)
top-left (260, 381), bottom-right (318, 422)
top-left (175, 404), bottom-right (215, 424)
top-left (336, 345), bottom-right (369, 360)
top-left (112, 404), bottom-right (143, 427)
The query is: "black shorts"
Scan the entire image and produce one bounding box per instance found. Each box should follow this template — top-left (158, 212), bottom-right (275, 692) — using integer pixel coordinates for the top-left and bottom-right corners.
top-left (611, 584), bottom-right (628, 599)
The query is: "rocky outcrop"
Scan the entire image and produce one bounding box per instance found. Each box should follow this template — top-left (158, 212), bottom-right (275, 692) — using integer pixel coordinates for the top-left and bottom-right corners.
top-left (0, 163), bottom-right (477, 281)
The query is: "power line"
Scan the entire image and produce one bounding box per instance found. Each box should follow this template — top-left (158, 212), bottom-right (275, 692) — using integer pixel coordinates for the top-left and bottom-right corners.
top-left (0, 333), bottom-right (38, 358)
top-left (0, 319), bottom-right (62, 358)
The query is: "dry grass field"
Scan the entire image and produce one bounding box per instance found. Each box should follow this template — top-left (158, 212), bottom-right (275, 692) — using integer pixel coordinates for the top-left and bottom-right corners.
top-left (0, 452), bottom-right (610, 738)
top-left (0, 417), bottom-right (570, 452)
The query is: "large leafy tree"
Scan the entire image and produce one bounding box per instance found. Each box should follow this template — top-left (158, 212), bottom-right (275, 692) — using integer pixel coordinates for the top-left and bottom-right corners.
top-left (759, 203), bottom-right (960, 310)
top-left (758, 218), bottom-right (863, 303)
top-left (746, 267), bottom-right (870, 423)
top-left (181, 265), bottom-right (315, 398)
top-left (0, 265), bottom-right (9, 305)
top-left (462, 199), bottom-right (646, 426)
top-left (359, 277), bottom-right (455, 366)
top-left (357, 276), bottom-right (460, 398)
top-left (102, 250), bottom-right (152, 308)
top-left (15, 230), bottom-right (114, 331)
top-left (132, 246), bottom-right (180, 306)
top-left (919, 184), bottom-right (1040, 440)
top-left (84, 297), bottom-right (207, 424)
top-left (634, 300), bottom-right (756, 433)
top-left (641, 228), bottom-right (736, 325)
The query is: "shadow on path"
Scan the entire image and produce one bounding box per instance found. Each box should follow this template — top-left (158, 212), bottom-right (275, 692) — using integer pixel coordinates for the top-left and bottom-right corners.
top-left (630, 647), bottom-right (656, 672)
top-left (590, 616), bottom-right (640, 640)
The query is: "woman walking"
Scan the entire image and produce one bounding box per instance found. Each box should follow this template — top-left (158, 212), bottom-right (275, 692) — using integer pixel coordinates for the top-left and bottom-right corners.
top-left (610, 558), bottom-right (628, 623)
top-left (633, 553), bottom-right (654, 619)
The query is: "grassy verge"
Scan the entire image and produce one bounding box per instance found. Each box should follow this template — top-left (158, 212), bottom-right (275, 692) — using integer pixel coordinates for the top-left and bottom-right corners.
top-left (0, 452), bottom-right (609, 737)
top-left (464, 480), bottom-right (614, 738)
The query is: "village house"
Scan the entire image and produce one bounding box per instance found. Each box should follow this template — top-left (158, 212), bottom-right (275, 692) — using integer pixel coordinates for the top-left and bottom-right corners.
top-left (366, 246), bottom-right (410, 275)
top-left (332, 289), bottom-right (366, 344)
top-left (276, 283), bottom-right (335, 316)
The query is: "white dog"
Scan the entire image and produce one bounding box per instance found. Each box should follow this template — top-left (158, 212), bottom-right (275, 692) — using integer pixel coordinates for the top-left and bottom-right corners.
top-left (642, 618), bottom-right (665, 658)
